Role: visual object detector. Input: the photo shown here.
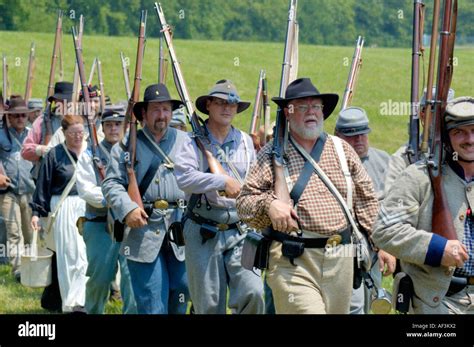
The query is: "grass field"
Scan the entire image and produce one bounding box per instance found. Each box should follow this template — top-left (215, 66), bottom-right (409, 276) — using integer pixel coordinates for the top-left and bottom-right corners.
top-left (0, 29), bottom-right (473, 314)
top-left (1, 30), bottom-right (473, 154)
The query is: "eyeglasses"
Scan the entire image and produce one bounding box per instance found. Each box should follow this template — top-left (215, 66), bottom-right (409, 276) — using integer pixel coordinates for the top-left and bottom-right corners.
top-left (10, 114), bottom-right (28, 119)
top-left (292, 104), bottom-right (324, 113)
top-left (66, 131), bottom-right (84, 137)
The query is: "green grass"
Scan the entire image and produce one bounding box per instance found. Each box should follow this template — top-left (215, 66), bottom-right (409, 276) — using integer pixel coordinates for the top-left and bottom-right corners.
top-left (0, 264), bottom-right (123, 314)
top-left (1, 30), bottom-right (473, 154)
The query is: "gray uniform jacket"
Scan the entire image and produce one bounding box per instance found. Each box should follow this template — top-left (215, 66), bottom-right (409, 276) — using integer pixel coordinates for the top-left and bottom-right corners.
top-left (372, 161), bottom-right (472, 313)
top-left (360, 147), bottom-right (390, 201)
top-left (384, 144), bottom-right (411, 197)
top-left (102, 127), bottom-right (187, 263)
top-left (0, 127), bottom-right (34, 195)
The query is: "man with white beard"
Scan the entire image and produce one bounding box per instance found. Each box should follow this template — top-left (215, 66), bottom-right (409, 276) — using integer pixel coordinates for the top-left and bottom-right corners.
top-left (237, 78), bottom-right (384, 314)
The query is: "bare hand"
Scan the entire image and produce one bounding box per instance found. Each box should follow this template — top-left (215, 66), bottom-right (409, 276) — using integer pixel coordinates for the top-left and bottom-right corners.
top-left (268, 199), bottom-right (299, 233)
top-left (441, 240), bottom-right (468, 268)
top-left (31, 216), bottom-right (41, 232)
top-left (0, 174), bottom-right (11, 189)
top-left (125, 208), bottom-right (148, 229)
top-left (224, 177), bottom-right (241, 198)
top-left (378, 249), bottom-right (396, 276)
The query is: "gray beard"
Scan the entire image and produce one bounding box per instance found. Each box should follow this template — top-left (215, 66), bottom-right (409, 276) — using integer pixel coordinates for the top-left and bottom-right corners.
top-left (289, 119), bottom-right (324, 140)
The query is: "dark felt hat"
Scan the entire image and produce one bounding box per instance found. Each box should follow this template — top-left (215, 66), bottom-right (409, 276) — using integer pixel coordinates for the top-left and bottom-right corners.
top-left (272, 78), bottom-right (339, 119)
top-left (4, 95), bottom-right (35, 114)
top-left (47, 81), bottom-right (74, 103)
top-left (133, 84), bottom-right (183, 121)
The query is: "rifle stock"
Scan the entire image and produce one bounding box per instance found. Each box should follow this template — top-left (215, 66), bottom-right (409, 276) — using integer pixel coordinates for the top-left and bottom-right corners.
top-left (72, 26), bottom-right (106, 181)
top-left (272, 0), bottom-right (298, 220)
top-left (97, 58), bottom-right (106, 113)
top-left (155, 2), bottom-right (230, 186)
top-left (249, 70), bottom-right (265, 151)
top-left (43, 10), bottom-right (63, 146)
top-left (124, 11), bottom-right (147, 210)
top-left (406, 0), bottom-right (425, 164)
top-left (341, 36), bottom-right (364, 111)
top-left (120, 52), bottom-right (131, 100)
top-left (25, 42), bottom-right (36, 103)
top-left (428, 0), bottom-right (457, 240)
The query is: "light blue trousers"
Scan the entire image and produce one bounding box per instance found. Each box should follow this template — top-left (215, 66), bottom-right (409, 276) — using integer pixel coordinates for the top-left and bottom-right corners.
top-left (83, 220), bottom-right (137, 314)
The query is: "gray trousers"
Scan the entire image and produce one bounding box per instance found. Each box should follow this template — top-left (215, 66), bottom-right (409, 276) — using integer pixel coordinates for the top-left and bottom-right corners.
top-left (183, 215), bottom-right (264, 314)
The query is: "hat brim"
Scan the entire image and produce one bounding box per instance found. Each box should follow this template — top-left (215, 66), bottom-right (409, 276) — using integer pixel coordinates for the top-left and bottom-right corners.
top-left (48, 93), bottom-right (73, 103)
top-left (195, 95), bottom-right (250, 115)
top-left (272, 93), bottom-right (339, 119)
top-left (5, 107), bottom-right (35, 114)
top-left (337, 128), bottom-right (371, 136)
top-left (133, 99), bottom-right (184, 121)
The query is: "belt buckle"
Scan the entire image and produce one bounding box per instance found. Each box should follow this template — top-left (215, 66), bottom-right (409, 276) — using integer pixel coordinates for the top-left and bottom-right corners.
top-left (154, 200), bottom-right (169, 210)
top-left (216, 223), bottom-right (229, 231)
top-left (326, 234), bottom-right (342, 248)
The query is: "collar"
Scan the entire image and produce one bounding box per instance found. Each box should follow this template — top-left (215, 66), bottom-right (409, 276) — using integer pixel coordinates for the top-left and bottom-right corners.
top-left (143, 125), bottom-right (171, 144)
top-left (203, 120), bottom-right (239, 146)
top-left (448, 158), bottom-right (474, 183)
top-left (100, 140), bottom-right (114, 153)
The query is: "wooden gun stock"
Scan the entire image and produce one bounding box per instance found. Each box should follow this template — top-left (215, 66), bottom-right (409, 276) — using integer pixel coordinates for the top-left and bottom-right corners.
top-left (25, 42), bottom-right (36, 103)
top-left (124, 10), bottom-right (147, 210)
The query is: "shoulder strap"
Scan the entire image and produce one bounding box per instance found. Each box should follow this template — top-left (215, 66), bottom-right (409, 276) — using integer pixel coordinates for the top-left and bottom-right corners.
top-left (138, 157), bottom-right (161, 197)
top-left (138, 130), bottom-right (175, 169)
top-left (289, 133), bottom-right (327, 205)
top-left (331, 135), bottom-right (353, 213)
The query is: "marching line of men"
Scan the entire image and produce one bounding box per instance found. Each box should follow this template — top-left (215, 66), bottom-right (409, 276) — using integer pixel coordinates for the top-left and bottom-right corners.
top-left (1, 75), bottom-right (473, 315)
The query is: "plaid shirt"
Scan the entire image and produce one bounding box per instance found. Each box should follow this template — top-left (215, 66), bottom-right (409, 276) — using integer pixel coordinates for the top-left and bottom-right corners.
top-left (236, 135), bottom-right (379, 236)
top-left (455, 216), bottom-right (474, 277)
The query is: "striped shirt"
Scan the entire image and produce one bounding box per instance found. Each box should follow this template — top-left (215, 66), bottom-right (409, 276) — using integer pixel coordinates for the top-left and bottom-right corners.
top-left (236, 135), bottom-right (379, 236)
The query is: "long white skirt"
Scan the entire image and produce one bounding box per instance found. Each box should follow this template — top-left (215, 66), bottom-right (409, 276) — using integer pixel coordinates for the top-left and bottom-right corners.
top-left (50, 195), bottom-right (88, 313)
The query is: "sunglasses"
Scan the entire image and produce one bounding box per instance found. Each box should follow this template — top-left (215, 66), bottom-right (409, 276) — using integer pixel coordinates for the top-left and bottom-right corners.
top-left (9, 114), bottom-right (28, 119)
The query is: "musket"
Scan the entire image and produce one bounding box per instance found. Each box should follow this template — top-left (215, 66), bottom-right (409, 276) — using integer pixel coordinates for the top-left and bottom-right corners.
top-left (428, 0), bottom-right (457, 240)
top-left (155, 2), bottom-right (232, 189)
top-left (262, 73), bottom-right (271, 146)
top-left (0, 91), bottom-right (11, 153)
top-left (72, 15), bottom-right (84, 103)
top-left (341, 36), bottom-right (364, 111)
top-left (249, 70), bottom-right (265, 151)
top-left (97, 58), bottom-right (106, 114)
top-left (406, 0), bottom-right (425, 164)
top-left (24, 42), bottom-right (36, 103)
top-left (420, 0), bottom-right (441, 154)
top-left (2, 55), bottom-right (8, 107)
top-left (120, 52), bottom-right (131, 100)
top-left (271, 0), bottom-right (299, 231)
top-left (43, 10), bottom-right (63, 146)
top-left (72, 26), bottom-right (106, 181)
top-left (124, 11), bottom-right (147, 210)
top-left (88, 57), bottom-right (97, 86)
top-left (158, 35), bottom-right (167, 84)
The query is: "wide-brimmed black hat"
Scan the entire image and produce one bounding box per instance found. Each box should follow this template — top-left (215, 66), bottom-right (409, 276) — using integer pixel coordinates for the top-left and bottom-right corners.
top-left (272, 78), bottom-right (339, 119)
top-left (133, 83), bottom-right (183, 121)
top-left (195, 80), bottom-right (250, 115)
top-left (47, 81), bottom-right (73, 103)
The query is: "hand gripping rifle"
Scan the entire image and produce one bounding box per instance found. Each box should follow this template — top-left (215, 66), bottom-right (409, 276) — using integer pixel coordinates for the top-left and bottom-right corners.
top-left (427, 0), bottom-right (458, 240)
top-left (124, 11), bottom-right (147, 210)
top-left (272, 0), bottom-right (299, 231)
top-left (341, 36), bottom-right (364, 111)
top-left (155, 2), bottom-right (233, 191)
top-left (24, 42), bottom-right (36, 103)
top-left (43, 10), bottom-right (63, 146)
top-left (72, 26), bottom-right (106, 181)
top-left (406, 0), bottom-right (426, 164)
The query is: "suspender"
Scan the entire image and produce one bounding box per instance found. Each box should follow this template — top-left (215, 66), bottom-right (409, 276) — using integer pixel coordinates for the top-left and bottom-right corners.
top-left (289, 133), bottom-right (327, 205)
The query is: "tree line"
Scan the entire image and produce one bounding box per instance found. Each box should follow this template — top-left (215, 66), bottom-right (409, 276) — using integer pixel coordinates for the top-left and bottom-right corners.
top-left (1, 0), bottom-right (473, 47)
